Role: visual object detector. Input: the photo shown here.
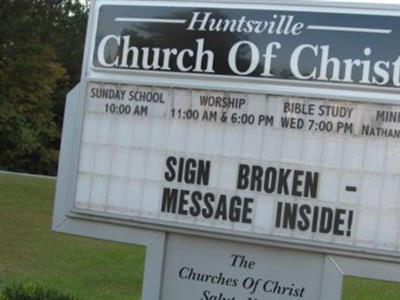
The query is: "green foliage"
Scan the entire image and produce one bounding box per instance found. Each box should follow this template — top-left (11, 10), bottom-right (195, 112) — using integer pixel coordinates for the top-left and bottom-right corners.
top-left (0, 0), bottom-right (87, 175)
top-left (0, 282), bottom-right (77, 300)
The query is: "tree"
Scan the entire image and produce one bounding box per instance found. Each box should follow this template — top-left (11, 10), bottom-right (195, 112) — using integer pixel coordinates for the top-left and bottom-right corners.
top-left (0, 0), bottom-right (87, 175)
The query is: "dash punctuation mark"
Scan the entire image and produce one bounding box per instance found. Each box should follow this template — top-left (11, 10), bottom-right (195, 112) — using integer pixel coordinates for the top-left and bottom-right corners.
top-left (345, 186), bottom-right (357, 192)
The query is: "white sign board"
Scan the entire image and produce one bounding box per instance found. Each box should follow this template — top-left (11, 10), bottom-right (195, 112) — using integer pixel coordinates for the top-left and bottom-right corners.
top-left (53, 0), bottom-right (400, 261)
top-left (74, 81), bottom-right (400, 256)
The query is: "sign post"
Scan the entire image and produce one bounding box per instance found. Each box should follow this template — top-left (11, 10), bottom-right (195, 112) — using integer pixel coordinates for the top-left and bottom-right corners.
top-left (53, 1), bottom-right (400, 299)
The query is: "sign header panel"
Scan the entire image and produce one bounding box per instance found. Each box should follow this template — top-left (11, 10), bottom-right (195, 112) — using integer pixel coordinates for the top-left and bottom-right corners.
top-left (93, 4), bottom-right (400, 88)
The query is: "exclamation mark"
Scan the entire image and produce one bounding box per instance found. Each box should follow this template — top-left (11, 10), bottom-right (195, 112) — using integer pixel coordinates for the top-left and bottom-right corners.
top-left (346, 210), bottom-right (354, 237)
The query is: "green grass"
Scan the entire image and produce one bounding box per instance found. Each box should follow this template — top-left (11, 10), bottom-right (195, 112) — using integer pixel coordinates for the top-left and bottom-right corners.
top-left (0, 173), bottom-right (145, 300)
top-left (342, 276), bottom-right (400, 300)
top-left (1, 173), bottom-right (400, 300)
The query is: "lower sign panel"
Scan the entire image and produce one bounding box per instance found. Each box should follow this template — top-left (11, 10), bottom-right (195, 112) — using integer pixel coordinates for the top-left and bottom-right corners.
top-left (161, 234), bottom-right (325, 300)
top-left (74, 82), bottom-right (400, 255)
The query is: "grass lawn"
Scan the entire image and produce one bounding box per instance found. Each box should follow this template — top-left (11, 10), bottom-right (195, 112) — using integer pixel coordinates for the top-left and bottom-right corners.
top-left (343, 277), bottom-right (400, 300)
top-left (0, 173), bottom-right (145, 300)
top-left (1, 173), bottom-right (400, 300)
